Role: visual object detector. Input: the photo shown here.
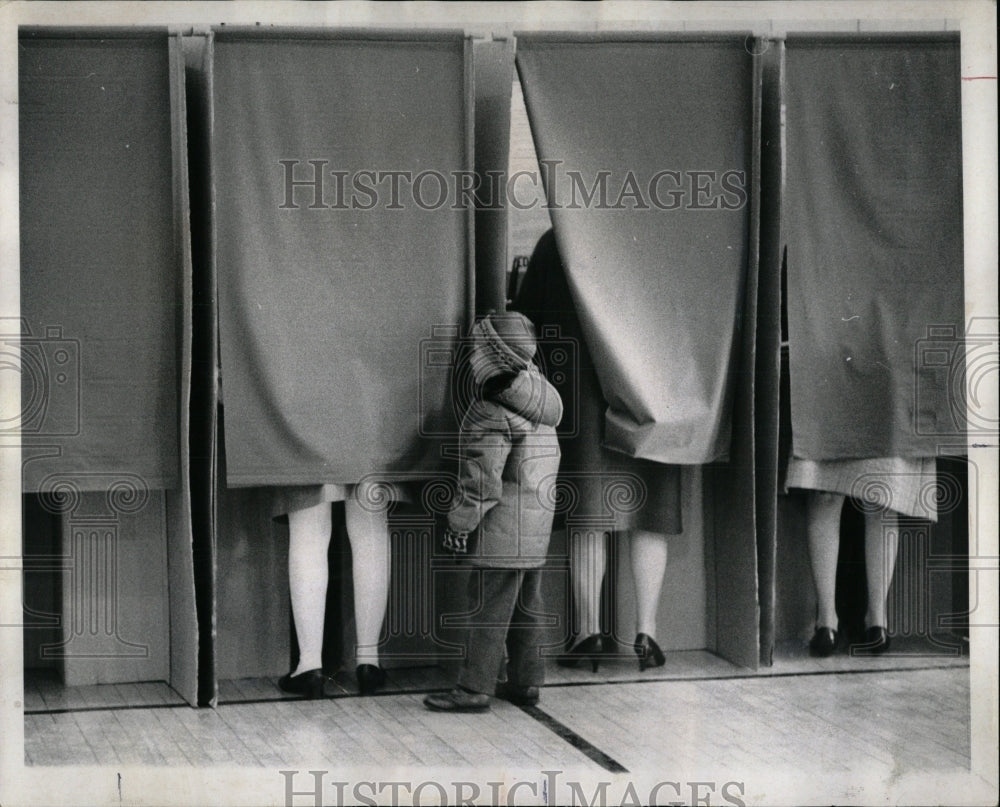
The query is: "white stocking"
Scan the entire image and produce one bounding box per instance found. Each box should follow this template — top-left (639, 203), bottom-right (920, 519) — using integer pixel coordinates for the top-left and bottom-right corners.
top-left (569, 527), bottom-right (607, 639)
top-left (806, 491), bottom-right (845, 631)
top-left (287, 502), bottom-right (332, 675)
top-left (345, 496), bottom-right (391, 667)
top-left (630, 529), bottom-right (669, 639)
top-left (865, 509), bottom-right (899, 630)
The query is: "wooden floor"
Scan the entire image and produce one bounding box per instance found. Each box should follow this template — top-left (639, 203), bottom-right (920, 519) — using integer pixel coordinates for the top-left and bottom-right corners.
top-left (24, 641), bottom-right (971, 779)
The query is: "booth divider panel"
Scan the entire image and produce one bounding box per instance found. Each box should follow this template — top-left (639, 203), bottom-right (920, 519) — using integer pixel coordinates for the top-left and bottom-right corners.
top-left (754, 40), bottom-right (786, 666)
top-left (182, 30), bottom-right (220, 707)
top-left (165, 33), bottom-right (199, 706)
top-left (704, 49), bottom-right (765, 670)
top-left (21, 495), bottom-right (61, 672)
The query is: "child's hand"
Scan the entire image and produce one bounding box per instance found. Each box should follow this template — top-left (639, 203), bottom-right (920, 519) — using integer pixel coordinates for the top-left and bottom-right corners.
top-left (443, 528), bottom-right (469, 554)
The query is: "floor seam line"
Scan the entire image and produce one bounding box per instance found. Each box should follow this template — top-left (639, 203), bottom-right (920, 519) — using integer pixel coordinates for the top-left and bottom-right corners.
top-left (518, 703), bottom-right (630, 774)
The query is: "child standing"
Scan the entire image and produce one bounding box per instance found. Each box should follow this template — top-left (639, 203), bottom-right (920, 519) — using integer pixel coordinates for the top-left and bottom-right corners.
top-left (424, 312), bottom-right (563, 712)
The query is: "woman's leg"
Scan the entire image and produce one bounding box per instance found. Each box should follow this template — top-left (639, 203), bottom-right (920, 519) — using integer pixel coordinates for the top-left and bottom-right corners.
top-left (345, 495), bottom-right (391, 667)
top-left (568, 527), bottom-right (607, 639)
top-left (630, 529), bottom-right (669, 638)
top-left (864, 508), bottom-right (899, 630)
top-left (287, 501), bottom-right (333, 675)
top-left (805, 491), bottom-right (845, 630)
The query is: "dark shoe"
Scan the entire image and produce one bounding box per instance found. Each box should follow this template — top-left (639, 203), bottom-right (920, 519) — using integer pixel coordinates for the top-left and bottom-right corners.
top-left (424, 687), bottom-right (490, 713)
top-left (634, 633), bottom-right (666, 671)
top-left (495, 681), bottom-right (540, 707)
top-left (278, 668), bottom-right (326, 699)
top-left (356, 664), bottom-right (386, 695)
top-left (808, 626), bottom-right (838, 657)
top-left (856, 626), bottom-right (891, 655)
top-left (556, 634), bottom-right (603, 672)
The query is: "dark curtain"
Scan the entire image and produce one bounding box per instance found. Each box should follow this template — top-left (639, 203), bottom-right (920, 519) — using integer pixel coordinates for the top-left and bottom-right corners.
top-left (515, 35), bottom-right (755, 464)
top-left (211, 32), bottom-right (471, 486)
top-left (19, 34), bottom-right (183, 492)
top-left (784, 35), bottom-right (964, 460)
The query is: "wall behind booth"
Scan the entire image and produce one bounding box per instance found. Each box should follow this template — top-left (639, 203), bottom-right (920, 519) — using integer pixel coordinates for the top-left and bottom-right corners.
top-left (473, 37), bottom-right (516, 313)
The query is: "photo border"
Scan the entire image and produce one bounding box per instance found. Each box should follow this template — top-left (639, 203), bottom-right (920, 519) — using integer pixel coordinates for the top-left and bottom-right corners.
top-left (1, 2), bottom-right (996, 805)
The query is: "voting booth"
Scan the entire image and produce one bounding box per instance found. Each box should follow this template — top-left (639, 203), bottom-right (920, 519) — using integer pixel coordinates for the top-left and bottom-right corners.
top-left (18, 29), bottom-right (199, 703)
top-left (759, 34), bottom-right (968, 658)
top-left (203, 29), bottom-right (474, 695)
top-left (511, 34), bottom-right (764, 667)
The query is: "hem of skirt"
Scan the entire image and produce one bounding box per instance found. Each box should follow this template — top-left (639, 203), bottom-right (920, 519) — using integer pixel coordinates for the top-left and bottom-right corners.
top-left (269, 481), bottom-right (414, 522)
top-left (784, 483), bottom-right (938, 522)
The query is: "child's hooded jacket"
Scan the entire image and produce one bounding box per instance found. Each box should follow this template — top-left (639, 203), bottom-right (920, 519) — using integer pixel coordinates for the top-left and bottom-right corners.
top-left (448, 314), bottom-right (563, 568)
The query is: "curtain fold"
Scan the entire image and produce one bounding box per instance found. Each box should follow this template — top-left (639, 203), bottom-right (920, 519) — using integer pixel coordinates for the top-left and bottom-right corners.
top-left (515, 35), bottom-right (755, 464)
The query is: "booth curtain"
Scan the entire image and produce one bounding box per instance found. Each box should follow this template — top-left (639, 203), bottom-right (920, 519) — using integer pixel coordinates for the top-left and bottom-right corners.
top-left (19, 34), bottom-right (184, 492)
top-left (212, 32), bottom-right (472, 486)
top-left (515, 35), bottom-right (755, 464)
top-left (784, 36), bottom-right (964, 460)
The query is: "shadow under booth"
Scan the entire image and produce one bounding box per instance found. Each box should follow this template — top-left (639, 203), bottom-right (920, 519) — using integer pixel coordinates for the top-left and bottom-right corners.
top-left (17, 26), bottom-right (968, 711)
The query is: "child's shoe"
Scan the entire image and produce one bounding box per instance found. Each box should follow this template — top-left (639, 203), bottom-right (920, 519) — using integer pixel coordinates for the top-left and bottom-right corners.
top-left (424, 687), bottom-right (490, 713)
top-left (494, 682), bottom-right (539, 706)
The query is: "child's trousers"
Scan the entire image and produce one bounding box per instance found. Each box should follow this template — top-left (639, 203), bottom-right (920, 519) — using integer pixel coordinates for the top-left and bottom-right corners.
top-left (456, 567), bottom-right (546, 695)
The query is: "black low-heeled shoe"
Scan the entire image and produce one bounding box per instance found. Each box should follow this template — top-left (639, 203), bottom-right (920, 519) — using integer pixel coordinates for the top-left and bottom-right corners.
top-left (556, 634), bottom-right (603, 672)
top-left (356, 664), bottom-right (386, 695)
top-left (634, 633), bottom-right (666, 671)
top-left (278, 668), bottom-right (326, 699)
top-left (424, 687), bottom-right (490, 713)
top-left (858, 625), bottom-right (891, 655)
top-left (495, 681), bottom-right (540, 707)
top-left (808, 626), bottom-right (838, 657)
